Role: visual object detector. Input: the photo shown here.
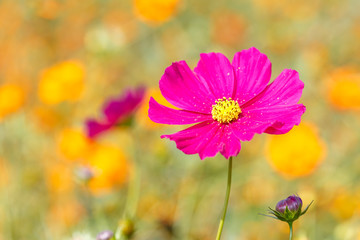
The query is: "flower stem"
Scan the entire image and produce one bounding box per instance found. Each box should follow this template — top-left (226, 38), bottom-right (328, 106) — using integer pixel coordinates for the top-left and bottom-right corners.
top-left (288, 222), bottom-right (293, 240)
top-left (215, 156), bottom-right (233, 240)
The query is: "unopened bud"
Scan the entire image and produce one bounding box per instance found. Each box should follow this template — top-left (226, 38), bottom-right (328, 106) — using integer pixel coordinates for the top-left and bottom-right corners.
top-left (263, 194), bottom-right (313, 224)
top-left (276, 195), bottom-right (302, 214)
top-left (96, 230), bottom-right (114, 240)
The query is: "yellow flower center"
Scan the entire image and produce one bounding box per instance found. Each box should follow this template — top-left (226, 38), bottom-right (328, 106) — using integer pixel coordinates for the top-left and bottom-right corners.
top-left (211, 97), bottom-right (242, 123)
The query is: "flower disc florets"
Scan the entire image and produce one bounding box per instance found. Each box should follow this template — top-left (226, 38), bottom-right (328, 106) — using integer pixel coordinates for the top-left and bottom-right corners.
top-left (212, 97), bottom-right (242, 123)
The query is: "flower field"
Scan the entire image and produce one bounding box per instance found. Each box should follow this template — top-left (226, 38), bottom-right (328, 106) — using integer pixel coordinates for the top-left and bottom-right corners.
top-left (0, 0), bottom-right (360, 239)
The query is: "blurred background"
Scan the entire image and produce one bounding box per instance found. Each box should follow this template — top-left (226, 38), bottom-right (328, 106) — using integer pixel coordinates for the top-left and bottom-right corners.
top-left (1, 0), bottom-right (360, 239)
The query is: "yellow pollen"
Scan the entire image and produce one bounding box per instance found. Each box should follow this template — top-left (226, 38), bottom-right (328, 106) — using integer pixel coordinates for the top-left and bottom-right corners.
top-left (211, 97), bottom-right (242, 123)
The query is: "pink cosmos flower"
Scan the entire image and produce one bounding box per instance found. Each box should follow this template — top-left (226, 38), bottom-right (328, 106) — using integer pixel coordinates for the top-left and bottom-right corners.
top-left (86, 87), bottom-right (145, 138)
top-left (148, 47), bottom-right (306, 160)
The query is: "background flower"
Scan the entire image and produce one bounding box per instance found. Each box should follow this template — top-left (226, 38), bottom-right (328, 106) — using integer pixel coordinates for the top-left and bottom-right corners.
top-left (265, 121), bottom-right (326, 178)
top-left (38, 60), bottom-right (85, 105)
top-left (0, 83), bottom-right (25, 120)
top-left (86, 87), bottom-right (145, 138)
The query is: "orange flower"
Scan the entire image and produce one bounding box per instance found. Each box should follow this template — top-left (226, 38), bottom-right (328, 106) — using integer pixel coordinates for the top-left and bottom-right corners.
top-left (136, 88), bottom-right (174, 129)
top-left (58, 128), bottom-right (91, 162)
top-left (327, 67), bottom-right (360, 110)
top-left (0, 83), bottom-right (25, 119)
top-left (211, 11), bottom-right (247, 47)
top-left (46, 162), bottom-right (74, 195)
top-left (38, 60), bottom-right (85, 105)
top-left (265, 122), bottom-right (326, 178)
top-left (133, 0), bottom-right (180, 24)
top-left (31, 106), bottom-right (64, 131)
top-left (48, 198), bottom-right (85, 229)
top-left (0, 157), bottom-right (10, 188)
top-left (330, 189), bottom-right (360, 220)
top-left (36, 0), bottom-right (61, 19)
top-left (86, 144), bottom-right (129, 195)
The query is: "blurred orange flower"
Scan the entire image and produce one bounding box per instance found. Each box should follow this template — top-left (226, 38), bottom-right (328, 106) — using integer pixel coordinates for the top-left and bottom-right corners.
top-left (58, 128), bottom-right (91, 162)
top-left (31, 106), bottom-right (64, 131)
top-left (330, 189), bottom-right (360, 220)
top-left (0, 83), bottom-right (25, 119)
top-left (327, 67), bottom-right (360, 110)
top-left (36, 0), bottom-right (61, 19)
top-left (38, 60), bottom-right (85, 105)
top-left (46, 162), bottom-right (74, 195)
top-left (136, 88), bottom-right (174, 129)
top-left (265, 122), bottom-right (326, 178)
top-left (86, 144), bottom-right (129, 195)
top-left (133, 0), bottom-right (180, 24)
top-left (48, 198), bottom-right (85, 229)
top-left (211, 11), bottom-right (247, 47)
top-left (0, 157), bottom-right (10, 188)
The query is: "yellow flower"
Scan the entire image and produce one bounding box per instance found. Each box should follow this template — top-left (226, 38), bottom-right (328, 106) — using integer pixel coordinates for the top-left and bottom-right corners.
top-left (0, 83), bottom-right (25, 119)
top-left (38, 60), bottom-right (85, 105)
top-left (133, 0), bottom-right (180, 24)
top-left (86, 144), bottom-right (129, 195)
top-left (58, 128), bottom-right (90, 162)
top-left (327, 67), bottom-right (360, 110)
top-left (265, 122), bottom-right (326, 178)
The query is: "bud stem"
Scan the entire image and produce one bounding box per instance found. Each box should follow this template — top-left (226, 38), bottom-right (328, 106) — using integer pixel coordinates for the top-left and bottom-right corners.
top-left (215, 156), bottom-right (233, 240)
top-left (288, 222), bottom-right (293, 240)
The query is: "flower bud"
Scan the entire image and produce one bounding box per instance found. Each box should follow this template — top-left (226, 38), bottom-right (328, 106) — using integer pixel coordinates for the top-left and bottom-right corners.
top-left (75, 166), bottom-right (94, 183)
top-left (115, 218), bottom-right (135, 239)
top-left (263, 194), bottom-right (312, 224)
top-left (276, 195), bottom-right (303, 214)
top-left (96, 230), bottom-right (114, 240)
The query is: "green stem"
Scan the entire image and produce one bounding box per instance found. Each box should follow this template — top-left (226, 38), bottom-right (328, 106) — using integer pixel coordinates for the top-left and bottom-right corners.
top-left (288, 222), bottom-right (293, 240)
top-left (215, 156), bottom-right (233, 240)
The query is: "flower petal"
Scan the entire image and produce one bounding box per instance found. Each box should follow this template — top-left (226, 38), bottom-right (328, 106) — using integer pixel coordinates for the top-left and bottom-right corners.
top-left (231, 104), bottom-right (306, 140)
top-left (243, 69), bottom-right (304, 109)
top-left (162, 121), bottom-right (241, 160)
top-left (159, 61), bottom-right (214, 113)
top-left (194, 52), bottom-right (235, 99)
top-left (148, 97), bottom-right (212, 125)
top-left (104, 87), bottom-right (145, 123)
top-left (232, 47), bottom-right (272, 104)
top-left (86, 120), bottom-right (112, 138)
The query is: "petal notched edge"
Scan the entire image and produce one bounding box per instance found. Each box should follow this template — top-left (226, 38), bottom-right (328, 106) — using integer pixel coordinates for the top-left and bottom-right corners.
top-left (194, 52), bottom-right (235, 99)
top-left (232, 47), bottom-right (272, 103)
top-left (159, 61), bottom-right (214, 114)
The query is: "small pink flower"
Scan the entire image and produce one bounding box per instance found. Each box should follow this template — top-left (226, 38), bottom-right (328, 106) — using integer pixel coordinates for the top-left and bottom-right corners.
top-left (148, 47), bottom-right (306, 160)
top-left (86, 87), bottom-right (145, 138)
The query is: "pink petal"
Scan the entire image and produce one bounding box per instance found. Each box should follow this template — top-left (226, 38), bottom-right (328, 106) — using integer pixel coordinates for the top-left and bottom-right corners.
top-left (231, 104), bottom-right (306, 140)
top-left (148, 97), bottom-right (212, 125)
top-left (242, 69), bottom-right (304, 109)
top-left (194, 52), bottom-right (235, 99)
top-left (162, 121), bottom-right (241, 160)
top-left (159, 61), bottom-right (215, 114)
top-left (86, 120), bottom-right (113, 138)
top-left (104, 87), bottom-right (145, 123)
top-left (231, 68), bottom-right (305, 138)
top-left (232, 47), bottom-right (272, 104)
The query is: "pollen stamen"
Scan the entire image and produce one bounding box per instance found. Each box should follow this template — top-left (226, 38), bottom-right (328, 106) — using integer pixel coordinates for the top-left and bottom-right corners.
top-left (211, 97), bottom-right (242, 123)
